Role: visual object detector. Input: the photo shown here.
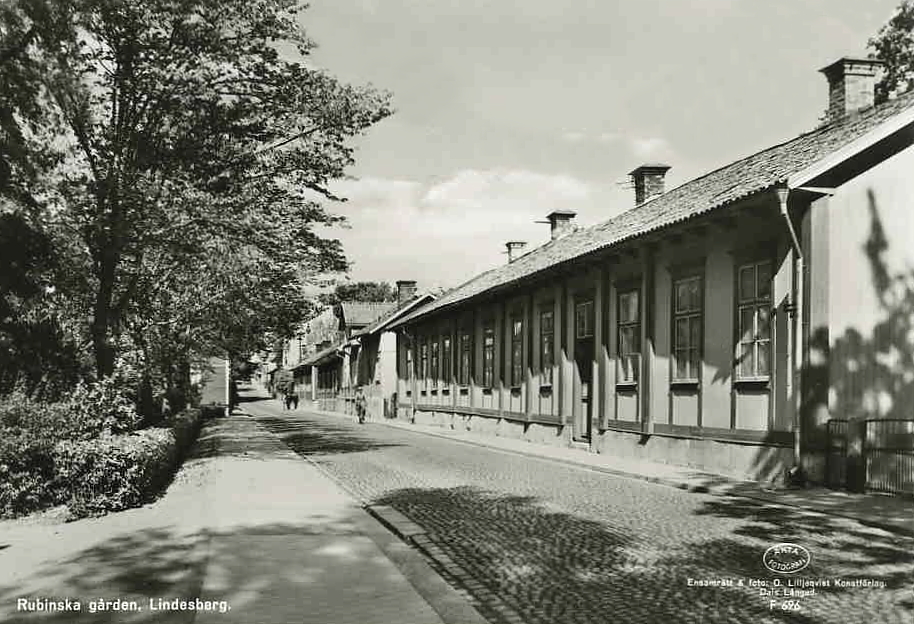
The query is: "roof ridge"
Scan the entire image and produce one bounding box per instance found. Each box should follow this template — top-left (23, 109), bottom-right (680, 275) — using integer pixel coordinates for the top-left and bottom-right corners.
top-left (392, 88), bottom-right (914, 328)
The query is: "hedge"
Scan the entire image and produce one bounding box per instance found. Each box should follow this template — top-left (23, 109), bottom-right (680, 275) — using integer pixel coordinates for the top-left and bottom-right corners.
top-left (52, 408), bottom-right (203, 519)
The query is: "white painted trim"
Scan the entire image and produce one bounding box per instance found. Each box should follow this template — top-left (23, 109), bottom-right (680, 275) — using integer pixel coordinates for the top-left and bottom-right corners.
top-left (370, 292), bottom-right (438, 334)
top-left (795, 186), bottom-right (837, 196)
top-left (788, 105), bottom-right (914, 189)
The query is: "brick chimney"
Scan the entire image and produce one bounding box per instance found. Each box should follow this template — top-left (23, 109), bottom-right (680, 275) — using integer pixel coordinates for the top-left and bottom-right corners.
top-left (396, 280), bottom-right (418, 305)
top-left (546, 210), bottom-right (576, 240)
top-left (505, 241), bottom-right (527, 263)
top-left (820, 57), bottom-right (883, 122)
top-left (630, 164), bottom-right (671, 206)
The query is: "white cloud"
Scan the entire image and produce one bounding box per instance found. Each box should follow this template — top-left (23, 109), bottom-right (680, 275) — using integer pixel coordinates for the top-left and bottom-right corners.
top-left (561, 130), bottom-right (621, 144)
top-left (630, 136), bottom-right (674, 161)
top-left (325, 169), bottom-right (594, 288)
top-left (422, 168), bottom-right (590, 216)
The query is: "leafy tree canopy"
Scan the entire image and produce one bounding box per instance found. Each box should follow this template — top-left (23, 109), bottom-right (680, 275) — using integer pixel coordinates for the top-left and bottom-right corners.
top-left (0, 0), bottom-right (392, 393)
top-left (318, 281), bottom-right (397, 306)
top-left (870, 1), bottom-right (914, 103)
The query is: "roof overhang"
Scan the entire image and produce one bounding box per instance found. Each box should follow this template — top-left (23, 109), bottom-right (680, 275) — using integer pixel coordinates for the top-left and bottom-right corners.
top-left (358, 292), bottom-right (437, 335)
top-left (789, 104), bottom-right (914, 191)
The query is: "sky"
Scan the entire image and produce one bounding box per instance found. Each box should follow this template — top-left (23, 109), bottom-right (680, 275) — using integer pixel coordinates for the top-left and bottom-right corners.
top-left (297, 0), bottom-right (902, 293)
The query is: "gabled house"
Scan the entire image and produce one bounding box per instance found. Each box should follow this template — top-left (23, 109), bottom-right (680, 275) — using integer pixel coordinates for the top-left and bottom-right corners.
top-left (389, 57), bottom-right (914, 494)
top-left (345, 282), bottom-right (436, 419)
top-left (298, 282), bottom-right (435, 415)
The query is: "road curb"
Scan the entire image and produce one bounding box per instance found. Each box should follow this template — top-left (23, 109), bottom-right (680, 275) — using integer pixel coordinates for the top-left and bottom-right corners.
top-left (305, 408), bottom-right (914, 540)
top-left (364, 504), bottom-right (526, 624)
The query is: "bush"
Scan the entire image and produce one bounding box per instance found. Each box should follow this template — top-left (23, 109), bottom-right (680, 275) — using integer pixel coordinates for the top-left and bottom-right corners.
top-left (69, 375), bottom-right (141, 435)
top-left (164, 408), bottom-right (203, 454)
top-left (53, 429), bottom-right (177, 518)
top-left (0, 429), bottom-right (57, 517)
top-left (53, 408), bottom-right (202, 519)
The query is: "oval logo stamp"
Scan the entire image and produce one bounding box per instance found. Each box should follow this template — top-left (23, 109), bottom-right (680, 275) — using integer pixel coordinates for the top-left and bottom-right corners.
top-left (763, 543), bottom-right (811, 574)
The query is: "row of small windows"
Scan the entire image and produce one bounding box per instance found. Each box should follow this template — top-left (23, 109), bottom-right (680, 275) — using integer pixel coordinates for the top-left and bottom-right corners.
top-left (406, 260), bottom-right (772, 387)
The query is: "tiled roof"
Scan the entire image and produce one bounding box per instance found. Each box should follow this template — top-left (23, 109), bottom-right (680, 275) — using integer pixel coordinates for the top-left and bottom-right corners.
top-left (351, 292), bottom-right (437, 337)
top-left (301, 342), bottom-right (343, 367)
top-left (394, 91), bottom-right (914, 327)
top-left (339, 301), bottom-right (397, 327)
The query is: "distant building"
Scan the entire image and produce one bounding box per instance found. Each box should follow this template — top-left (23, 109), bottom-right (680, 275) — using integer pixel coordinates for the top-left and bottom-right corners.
top-left (300, 282), bottom-right (435, 417)
top-left (389, 57), bottom-right (914, 495)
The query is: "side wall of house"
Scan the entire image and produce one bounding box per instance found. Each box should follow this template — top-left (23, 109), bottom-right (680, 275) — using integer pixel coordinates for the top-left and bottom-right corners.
top-left (810, 146), bottom-right (914, 491)
top-left (395, 201), bottom-right (798, 482)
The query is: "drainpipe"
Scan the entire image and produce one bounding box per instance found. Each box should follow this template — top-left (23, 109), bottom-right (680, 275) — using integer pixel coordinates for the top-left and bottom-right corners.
top-left (775, 184), bottom-right (804, 480)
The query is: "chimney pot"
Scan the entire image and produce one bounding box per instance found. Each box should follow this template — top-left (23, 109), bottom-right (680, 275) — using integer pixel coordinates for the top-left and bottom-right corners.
top-left (396, 280), bottom-right (418, 305)
top-left (505, 241), bottom-right (528, 263)
top-left (820, 57), bottom-right (883, 122)
top-left (629, 164), bottom-right (671, 206)
top-left (545, 210), bottom-right (577, 240)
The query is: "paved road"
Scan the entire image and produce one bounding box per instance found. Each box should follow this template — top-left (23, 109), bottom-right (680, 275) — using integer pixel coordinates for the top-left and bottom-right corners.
top-left (244, 397), bottom-right (914, 624)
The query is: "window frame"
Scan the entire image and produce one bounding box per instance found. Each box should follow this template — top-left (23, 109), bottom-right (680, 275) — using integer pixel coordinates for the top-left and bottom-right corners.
top-left (482, 323), bottom-right (496, 389)
top-left (575, 299), bottom-right (595, 339)
top-left (735, 260), bottom-right (773, 382)
top-left (671, 273), bottom-right (703, 384)
top-left (540, 307), bottom-right (555, 386)
top-left (430, 337), bottom-right (440, 387)
top-left (458, 328), bottom-right (472, 386)
top-left (510, 315), bottom-right (524, 387)
top-left (419, 339), bottom-right (429, 385)
top-left (441, 333), bottom-right (452, 386)
top-left (405, 345), bottom-right (414, 381)
top-left (616, 287), bottom-right (641, 386)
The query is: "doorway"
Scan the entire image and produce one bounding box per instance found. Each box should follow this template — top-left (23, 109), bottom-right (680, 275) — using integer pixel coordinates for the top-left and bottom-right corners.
top-left (574, 298), bottom-right (595, 441)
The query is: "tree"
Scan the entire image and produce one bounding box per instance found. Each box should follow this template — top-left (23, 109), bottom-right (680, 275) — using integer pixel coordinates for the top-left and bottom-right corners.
top-left (0, 0), bottom-right (391, 380)
top-left (0, 213), bottom-right (84, 398)
top-left (869, 1), bottom-right (914, 104)
top-left (318, 281), bottom-right (397, 306)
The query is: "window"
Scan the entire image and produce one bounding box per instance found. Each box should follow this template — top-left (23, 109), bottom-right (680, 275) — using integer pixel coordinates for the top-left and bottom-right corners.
top-left (511, 317), bottom-right (524, 386)
top-left (430, 338), bottom-right (439, 386)
top-left (575, 300), bottom-right (594, 339)
top-left (737, 261), bottom-right (772, 379)
top-left (406, 346), bottom-right (413, 380)
top-left (672, 275), bottom-right (703, 382)
top-left (482, 324), bottom-right (495, 388)
top-left (442, 335), bottom-right (452, 384)
top-left (540, 308), bottom-right (554, 385)
top-left (458, 330), bottom-right (472, 386)
top-left (617, 289), bottom-right (640, 383)
top-left (420, 340), bottom-right (429, 382)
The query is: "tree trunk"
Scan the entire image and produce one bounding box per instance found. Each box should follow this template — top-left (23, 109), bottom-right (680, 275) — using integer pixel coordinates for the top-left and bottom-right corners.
top-left (91, 249), bottom-right (119, 378)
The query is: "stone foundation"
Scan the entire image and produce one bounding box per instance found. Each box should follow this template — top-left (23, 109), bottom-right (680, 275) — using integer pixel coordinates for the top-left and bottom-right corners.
top-left (593, 428), bottom-right (795, 483)
top-left (410, 409), bottom-right (572, 447)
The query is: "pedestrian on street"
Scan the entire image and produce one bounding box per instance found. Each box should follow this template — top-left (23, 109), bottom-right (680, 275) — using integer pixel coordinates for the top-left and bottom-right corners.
top-left (291, 393), bottom-right (299, 410)
top-left (355, 388), bottom-right (367, 424)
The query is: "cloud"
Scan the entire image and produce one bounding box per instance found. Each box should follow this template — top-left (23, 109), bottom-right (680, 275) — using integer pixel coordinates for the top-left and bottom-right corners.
top-left (561, 130), bottom-right (621, 144)
top-left (325, 169), bottom-right (593, 288)
top-left (561, 131), bottom-right (586, 142)
top-left (422, 168), bottom-right (590, 215)
top-left (630, 136), bottom-right (674, 160)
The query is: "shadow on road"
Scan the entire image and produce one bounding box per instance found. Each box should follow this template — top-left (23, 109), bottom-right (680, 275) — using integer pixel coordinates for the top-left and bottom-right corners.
top-left (370, 484), bottom-right (914, 624)
top-left (254, 415), bottom-right (403, 457)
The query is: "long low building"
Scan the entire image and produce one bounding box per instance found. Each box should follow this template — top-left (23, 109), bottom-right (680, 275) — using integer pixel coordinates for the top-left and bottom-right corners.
top-left (389, 57), bottom-right (914, 494)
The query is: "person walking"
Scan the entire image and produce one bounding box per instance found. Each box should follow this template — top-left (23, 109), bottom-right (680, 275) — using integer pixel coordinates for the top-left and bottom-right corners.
top-left (291, 393), bottom-right (299, 410)
top-left (355, 388), bottom-right (367, 424)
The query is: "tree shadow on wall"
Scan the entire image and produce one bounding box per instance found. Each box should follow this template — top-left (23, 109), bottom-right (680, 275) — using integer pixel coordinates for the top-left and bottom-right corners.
top-left (800, 189), bottom-right (914, 490)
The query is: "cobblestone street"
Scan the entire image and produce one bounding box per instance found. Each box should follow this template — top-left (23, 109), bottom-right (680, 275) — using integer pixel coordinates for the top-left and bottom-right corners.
top-left (245, 399), bottom-right (914, 624)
